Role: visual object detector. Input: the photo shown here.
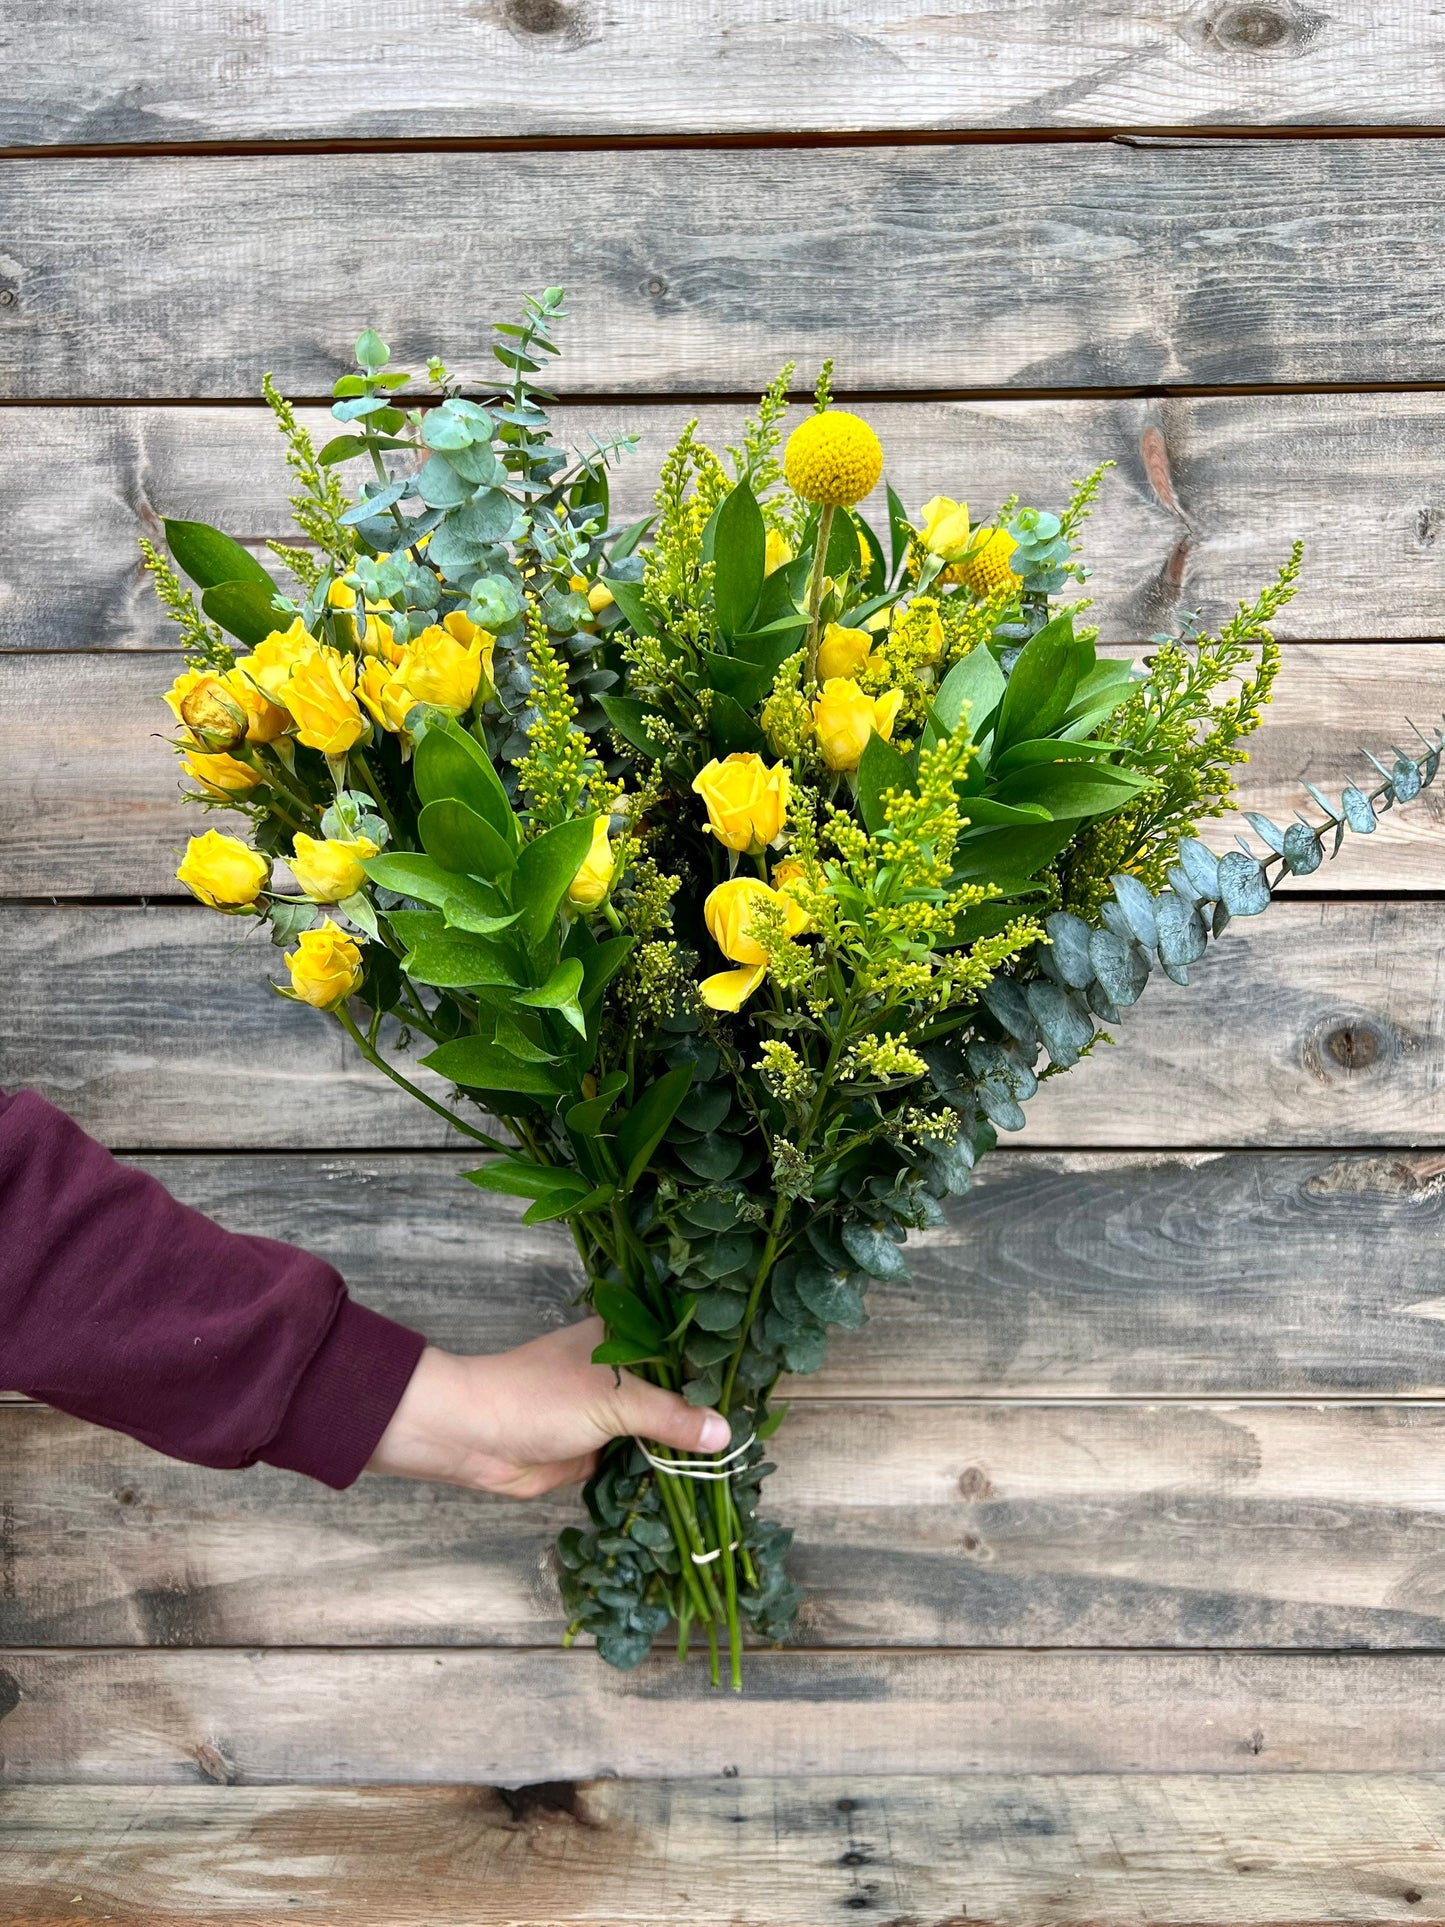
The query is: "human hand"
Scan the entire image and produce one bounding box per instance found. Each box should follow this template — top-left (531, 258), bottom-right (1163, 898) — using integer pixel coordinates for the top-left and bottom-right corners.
top-left (364, 1317), bottom-right (732, 1498)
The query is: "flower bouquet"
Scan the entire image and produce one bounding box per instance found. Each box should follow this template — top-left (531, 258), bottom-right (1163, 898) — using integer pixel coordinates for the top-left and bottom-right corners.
top-left (147, 290), bottom-right (1443, 1686)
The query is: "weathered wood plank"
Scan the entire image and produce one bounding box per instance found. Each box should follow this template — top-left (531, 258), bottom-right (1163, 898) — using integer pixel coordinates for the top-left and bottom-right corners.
top-left (14, 394), bottom-right (1445, 653)
top-left (6, 2), bottom-right (1443, 145)
top-left (6, 642), bottom-right (1442, 898)
top-left (98, 1147), bottom-right (1445, 1398)
top-left (6, 1774), bottom-right (1445, 1926)
top-left (7, 143), bottom-right (1445, 396)
top-left (10, 1400), bottom-right (1445, 1651)
top-left (1, 900), bottom-right (1440, 1149)
top-left (6, 1647), bottom-right (1445, 1782)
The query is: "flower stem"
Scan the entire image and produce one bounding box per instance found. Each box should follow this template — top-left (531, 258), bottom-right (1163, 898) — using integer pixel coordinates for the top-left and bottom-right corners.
top-left (332, 1005), bottom-right (512, 1152)
top-left (803, 503), bottom-right (836, 689)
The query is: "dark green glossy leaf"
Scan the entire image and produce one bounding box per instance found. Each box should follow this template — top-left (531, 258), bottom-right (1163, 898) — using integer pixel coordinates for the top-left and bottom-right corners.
top-left (418, 798), bottom-right (517, 880)
top-left (710, 480), bottom-right (766, 637)
top-left (616, 1063), bottom-right (694, 1190)
top-left (514, 815), bottom-right (598, 951)
top-left (200, 580), bottom-right (286, 647)
top-left (422, 1036), bottom-right (568, 1096)
top-left (414, 721), bottom-right (519, 848)
top-left (993, 610), bottom-right (1084, 750)
top-left (165, 517), bottom-right (275, 593)
top-left (855, 729), bottom-right (916, 833)
top-left (597, 695), bottom-right (669, 759)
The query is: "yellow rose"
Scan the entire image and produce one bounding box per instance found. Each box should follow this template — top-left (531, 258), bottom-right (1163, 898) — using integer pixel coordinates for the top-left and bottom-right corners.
top-left (280, 646), bottom-right (366, 754)
top-left (691, 753), bottom-right (790, 854)
top-left (166, 670), bottom-right (246, 752)
top-left (357, 658), bottom-right (415, 735)
top-left (567, 817), bottom-right (615, 908)
top-left (225, 668), bottom-right (290, 743)
top-left (285, 919), bottom-right (364, 1009)
top-left (327, 579), bottom-right (357, 610)
top-left (811, 678), bottom-right (905, 772)
top-left (393, 621), bottom-right (487, 714)
top-left (587, 581), bottom-right (615, 615)
top-left (770, 856), bottom-right (817, 931)
top-left (815, 623), bottom-right (874, 683)
top-left (764, 530), bottom-right (794, 576)
top-left (236, 617), bottom-right (318, 703)
top-left (175, 830), bottom-right (269, 912)
top-left (289, 832), bottom-right (379, 904)
top-left (918, 495), bottom-right (972, 563)
top-left (700, 876), bottom-right (809, 1012)
top-left (179, 749), bottom-right (261, 795)
top-left (442, 610), bottom-right (496, 689)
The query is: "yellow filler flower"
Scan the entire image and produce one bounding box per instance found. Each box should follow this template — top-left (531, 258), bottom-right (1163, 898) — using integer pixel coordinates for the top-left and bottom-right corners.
top-left (811, 678), bottom-right (905, 772)
top-left (783, 411), bottom-right (884, 508)
top-left (285, 920), bottom-right (364, 1009)
top-left (176, 830), bottom-right (270, 911)
top-left (692, 753), bottom-right (790, 854)
top-left (289, 833), bottom-right (379, 905)
top-left (567, 818), bottom-right (616, 908)
top-left (700, 877), bottom-right (808, 1012)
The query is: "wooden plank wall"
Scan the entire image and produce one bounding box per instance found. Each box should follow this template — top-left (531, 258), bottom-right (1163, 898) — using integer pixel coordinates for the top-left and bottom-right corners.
top-left (6, 2), bottom-right (1445, 1797)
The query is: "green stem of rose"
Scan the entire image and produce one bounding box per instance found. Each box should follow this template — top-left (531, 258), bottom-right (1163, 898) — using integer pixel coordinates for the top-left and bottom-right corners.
top-left (332, 1005), bottom-right (511, 1152)
top-left (802, 502), bottom-right (835, 689)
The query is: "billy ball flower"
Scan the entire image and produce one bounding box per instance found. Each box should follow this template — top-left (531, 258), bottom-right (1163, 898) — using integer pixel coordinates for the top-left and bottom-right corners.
top-left (284, 920), bottom-right (364, 1009)
top-left (176, 830), bottom-right (270, 912)
top-left (692, 753), bottom-right (790, 854)
top-left (567, 818), bottom-right (616, 908)
top-left (289, 833), bottom-right (379, 905)
top-left (954, 527), bottom-right (1022, 597)
top-left (784, 410), bottom-right (884, 508)
top-left (811, 678), bottom-right (905, 772)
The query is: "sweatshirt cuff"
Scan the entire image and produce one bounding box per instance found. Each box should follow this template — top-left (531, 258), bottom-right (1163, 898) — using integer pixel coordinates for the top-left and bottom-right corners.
top-left (261, 1298), bottom-right (427, 1490)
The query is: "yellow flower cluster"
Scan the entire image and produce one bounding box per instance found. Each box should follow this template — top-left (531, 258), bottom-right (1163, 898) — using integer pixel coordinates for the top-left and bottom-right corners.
top-left (358, 612), bottom-right (495, 737)
top-left (783, 411), bottom-right (883, 509)
top-left (917, 495), bottom-right (1022, 595)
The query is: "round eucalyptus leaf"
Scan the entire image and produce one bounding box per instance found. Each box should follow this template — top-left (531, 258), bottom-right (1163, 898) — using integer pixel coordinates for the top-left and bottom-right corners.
top-left (1216, 851), bottom-right (1270, 916)
top-left (1108, 873), bottom-right (1158, 948)
top-left (1088, 928), bottom-right (1149, 1007)
top-left (1281, 822), bottom-right (1323, 875)
top-left (1042, 911), bottom-right (1094, 989)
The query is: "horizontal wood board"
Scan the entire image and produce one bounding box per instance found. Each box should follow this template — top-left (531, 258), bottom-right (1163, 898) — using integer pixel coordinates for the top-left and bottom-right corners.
top-left (10, 1647), bottom-right (1445, 1782)
top-left (11, 142), bottom-right (1445, 395)
top-left (5, 1774), bottom-right (1445, 1926)
top-left (11, 1398), bottom-right (1445, 1651)
top-left (6, 643), bottom-right (1443, 898)
top-left (1, 899), bottom-right (1440, 1150)
top-left (88, 1146), bottom-right (1445, 1399)
top-left (7, 3), bottom-right (1445, 144)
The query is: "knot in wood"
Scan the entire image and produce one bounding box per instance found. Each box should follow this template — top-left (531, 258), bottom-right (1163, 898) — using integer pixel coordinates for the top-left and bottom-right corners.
top-left (1325, 1023), bottom-right (1380, 1072)
top-left (1304, 1008), bottom-right (1395, 1085)
top-left (1199, 0), bottom-right (1320, 55)
top-left (504, 0), bottom-right (578, 36)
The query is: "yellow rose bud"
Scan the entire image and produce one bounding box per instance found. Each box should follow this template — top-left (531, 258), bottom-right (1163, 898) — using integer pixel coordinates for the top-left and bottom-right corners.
top-left (179, 749), bottom-right (262, 795)
top-left (289, 832), bottom-right (379, 905)
top-left (705, 876), bottom-right (775, 967)
top-left (236, 617), bottom-right (318, 703)
top-left (691, 753), bottom-right (790, 854)
top-left (763, 530), bottom-right (794, 576)
top-left (395, 623), bottom-right (484, 714)
top-left (176, 674), bottom-right (247, 752)
top-left (357, 658), bottom-right (415, 735)
top-left (783, 411), bottom-right (884, 508)
top-left (815, 623), bottom-right (874, 683)
top-left (567, 817), bottom-right (615, 908)
top-left (918, 495), bottom-right (972, 563)
top-left (327, 579), bottom-right (357, 610)
top-left (568, 574), bottom-right (589, 595)
top-left (770, 856), bottom-right (817, 932)
top-left (587, 581), bottom-right (615, 615)
top-left (285, 919), bottom-right (364, 1010)
top-left (442, 610), bottom-right (497, 689)
top-left (279, 646), bottom-right (366, 755)
top-left (175, 830), bottom-right (270, 912)
top-left (811, 678), bottom-right (905, 772)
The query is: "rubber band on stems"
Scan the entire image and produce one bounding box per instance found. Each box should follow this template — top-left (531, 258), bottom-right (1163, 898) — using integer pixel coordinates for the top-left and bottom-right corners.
top-left (634, 1434), bottom-right (756, 1482)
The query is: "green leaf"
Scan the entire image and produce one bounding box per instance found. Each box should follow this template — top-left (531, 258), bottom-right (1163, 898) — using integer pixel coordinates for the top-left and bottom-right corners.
top-left (164, 518), bottom-right (274, 593)
top-left (886, 483), bottom-right (912, 580)
top-left (591, 1337), bottom-right (661, 1367)
top-left (994, 611), bottom-right (1084, 751)
top-left (840, 1222), bottom-right (909, 1281)
top-left (466, 1158), bottom-right (591, 1202)
top-left (855, 730), bottom-right (916, 833)
top-left (710, 481), bottom-right (766, 637)
top-left (593, 1279), bottom-right (665, 1350)
top-left (578, 935), bottom-right (634, 1010)
top-left (414, 721), bottom-right (518, 850)
top-left (598, 694), bottom-right (669, 759)
top-left (516, 957), bottom-right (587, 1037)
top-left (363, 853), bottom-right (517, 932)
top-left (991, 761), bottom-right (1153, 820)
top-left (708, 691), bottom-right (765, 757)
top-left (398, 925), bottom-right (520, 989)
top-left (608, 514), bottom-right (654, 563)
top-left (957, 796), bottom-right (1053, 827)
top-left (601, 577), bottom-right (657, 637)
top-left (514, 816), bottom-right (598, 951)
top-left (990, 738), bottom-right (1127, 775)
top-left (355, 329), bottom-right (390, 371)
top-left (422, 1035), bottom-right (568, 1096)
top-left (200, 579), bottom-right (286, 647)
top-left (929, 644), bottom-right (1006, 744)
top-left (756, 1401), bottom-right (790, 1441)
top-left (616, 1063), bottom-right (694, 1191)
top-left (949, 820), bottom-right (1078, 885)
top-left (415, 455), bottom-right (476, 509)
top-left (824, 508), bottom-right (861, 578)
top-left (318, 433), bottom-right (412, 466)
top-left (565, 1072), bottom-right (628, 1138)
top-left (417, 798), bottom-right (517, 880)
top-left (523, 1186), bottom-right (615, 1224)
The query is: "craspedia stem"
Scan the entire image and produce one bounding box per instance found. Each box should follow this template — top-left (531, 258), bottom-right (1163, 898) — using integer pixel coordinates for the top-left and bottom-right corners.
top-left (803, 503), bottom-right (835, 689)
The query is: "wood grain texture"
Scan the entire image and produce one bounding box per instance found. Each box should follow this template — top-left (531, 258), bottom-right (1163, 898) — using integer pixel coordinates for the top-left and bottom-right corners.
top-left (15, 393), bottom-right (1445, 654)
top-left (11, 1399), bottom-right (1445, 1651)
top-left (6, 2), bottom-right (1443, 145)
top-left (9, 142), bottom-right (1445, 397)
top-left (7, 1647), bottom-right (1445, 1783)
top-left (101, 1146), bottom-right (1445, 1398)
top-left (1, 899), bottom-right (1440, 1150)
top-left (5, 1775), bottom-right (1445, 1927)
top-left (6, 642), bottom-right (1443, 898)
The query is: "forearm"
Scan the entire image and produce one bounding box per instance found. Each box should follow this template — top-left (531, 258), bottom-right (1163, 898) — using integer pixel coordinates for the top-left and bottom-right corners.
top-left (0, 1088), bottom-right (424, 1487)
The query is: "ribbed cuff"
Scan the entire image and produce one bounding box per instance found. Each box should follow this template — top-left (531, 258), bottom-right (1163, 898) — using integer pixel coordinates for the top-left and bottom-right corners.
top-left (261, 1298), bottom-right (427, 1490)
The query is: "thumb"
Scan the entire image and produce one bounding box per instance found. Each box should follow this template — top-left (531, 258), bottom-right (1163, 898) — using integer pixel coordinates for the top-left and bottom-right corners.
top-left (606, 1370), bottom-right (732, 1455)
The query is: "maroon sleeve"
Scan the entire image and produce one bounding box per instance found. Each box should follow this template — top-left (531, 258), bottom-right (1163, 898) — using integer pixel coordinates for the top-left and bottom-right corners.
top-left (0, 1088), bottom-right (426, 1489)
